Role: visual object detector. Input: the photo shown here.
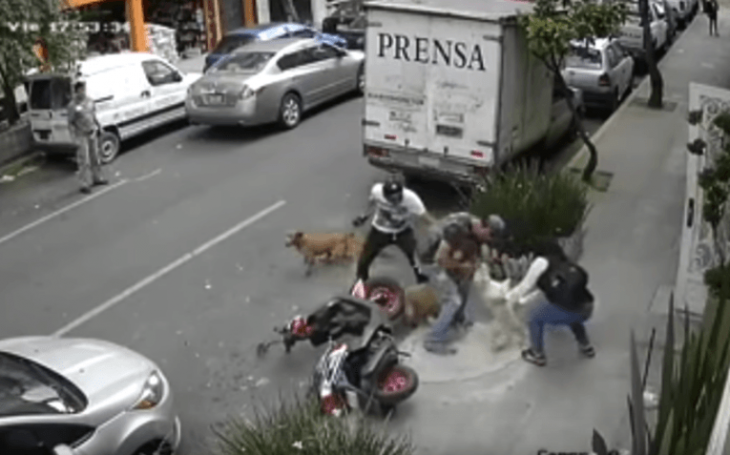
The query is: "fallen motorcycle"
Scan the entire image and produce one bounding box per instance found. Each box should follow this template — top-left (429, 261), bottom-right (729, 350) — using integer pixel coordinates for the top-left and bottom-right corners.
top-left (311, 323), bottom-right (418, 417)
top-left (256, 276), bottom-right (406, 356)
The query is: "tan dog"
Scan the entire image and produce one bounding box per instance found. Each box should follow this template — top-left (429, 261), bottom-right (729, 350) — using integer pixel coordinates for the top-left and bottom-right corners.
top-left (473, 262), bottom-right (529, 351)
top-left (403, 284), bottom-right (441, 327)
top-left (285, 231), bottom-right (363, 276)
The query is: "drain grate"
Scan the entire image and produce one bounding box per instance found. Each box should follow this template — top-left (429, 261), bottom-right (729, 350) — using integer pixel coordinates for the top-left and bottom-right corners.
top-left (630, 97), bottom-right (678, 112)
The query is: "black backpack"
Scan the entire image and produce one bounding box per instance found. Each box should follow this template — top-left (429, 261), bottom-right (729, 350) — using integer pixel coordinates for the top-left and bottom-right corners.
top-left (537, 258), bottom-right (592, 312)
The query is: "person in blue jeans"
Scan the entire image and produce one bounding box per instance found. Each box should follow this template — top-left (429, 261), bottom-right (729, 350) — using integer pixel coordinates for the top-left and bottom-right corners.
top-left (505, 240), bottom-right (595, 366)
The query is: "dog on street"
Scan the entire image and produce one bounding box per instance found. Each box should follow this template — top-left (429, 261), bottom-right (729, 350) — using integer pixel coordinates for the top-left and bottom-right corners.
top-left (403, 283), bottom-right (441, 328)
top-left (285, 231), bottom-right (364, 276)
top-left (473, 263), bottom-right (529, 352)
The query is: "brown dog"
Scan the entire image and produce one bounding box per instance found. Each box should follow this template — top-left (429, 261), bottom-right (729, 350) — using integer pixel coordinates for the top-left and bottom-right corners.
top-left (403, 283), bottom-right (441, 328)
top-left (285, 231), bottom-right (363, 276)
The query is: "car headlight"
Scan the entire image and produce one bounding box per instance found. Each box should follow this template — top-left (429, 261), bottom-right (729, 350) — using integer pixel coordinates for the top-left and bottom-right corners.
top-left (131, 371), bottom-right (165, 410)
top-left (239, 85), bottom-right (255, 100)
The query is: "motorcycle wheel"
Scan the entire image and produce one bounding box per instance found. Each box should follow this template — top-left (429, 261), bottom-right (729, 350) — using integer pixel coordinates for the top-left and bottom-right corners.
top-left (374, 365), bottom-right (419, 406)
top-left (364, 276), bottom-right (405, 320)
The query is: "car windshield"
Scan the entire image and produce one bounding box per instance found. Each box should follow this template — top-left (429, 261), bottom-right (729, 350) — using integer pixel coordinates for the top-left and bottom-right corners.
top-left (0, 352), bottom-right (84, 417)
top-left (566, 47), bottom-right (603, 69)
top-left (212, 34), bottom-right (256, 54)
top-left (210, 52), bottom-right (274, 73)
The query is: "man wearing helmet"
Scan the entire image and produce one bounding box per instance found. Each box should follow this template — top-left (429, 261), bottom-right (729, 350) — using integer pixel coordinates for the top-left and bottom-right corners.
top-left (353, 177), bottom-right (437, 284)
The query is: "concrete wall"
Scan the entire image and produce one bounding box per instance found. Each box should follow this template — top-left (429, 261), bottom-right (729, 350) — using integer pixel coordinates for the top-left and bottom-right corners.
top-left (0, 121), bottom-right (32, 168)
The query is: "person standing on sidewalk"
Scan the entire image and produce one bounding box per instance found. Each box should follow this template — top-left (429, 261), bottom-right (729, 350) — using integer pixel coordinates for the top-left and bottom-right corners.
top-left (67, 81), bottom-right (108, 194)
top-left (707, 0), bottom-right (719, 36)
top-left (504, 240), bottom-right (596, 366)
top-left (423, 222), bottom-right (482, 354)
top-left (353, 177), bottom-right (437, 284)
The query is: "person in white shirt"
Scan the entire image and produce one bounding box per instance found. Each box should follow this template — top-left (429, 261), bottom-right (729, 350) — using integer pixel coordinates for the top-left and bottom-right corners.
top-left (353, 177), bottom-right (437, 284)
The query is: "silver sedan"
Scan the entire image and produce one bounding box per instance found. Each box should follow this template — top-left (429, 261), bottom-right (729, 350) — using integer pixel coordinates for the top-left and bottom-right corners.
top-left (0, 336), bottom-right (180, 455)
top-left (185, 37), bottom-right (365, 129)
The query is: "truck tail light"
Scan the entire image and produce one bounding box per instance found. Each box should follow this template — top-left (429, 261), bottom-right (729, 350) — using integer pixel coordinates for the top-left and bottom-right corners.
top-left (365, 146), bottom-right (389, 158)
top-left (598, 74), bottom-right (611, 87)
top-left (384, 134), bottom-right (396, 141)
top-left (471, 150), bottom-right (484, 158)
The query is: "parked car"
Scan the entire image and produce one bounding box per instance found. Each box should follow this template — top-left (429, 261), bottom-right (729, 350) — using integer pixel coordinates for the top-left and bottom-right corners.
top-left (656, 0), bottom-right (679, 43)
top-left (617, 0), bottom-right (669, 58)
top-left (665, 0), bottom-right (692, 27)
top-left (204, 22), bottom-right (348, 72)
top-left (563, 38), bottom-right (635, 112)
top-left (25, 53), bottom-right (201, 163)
top-left (0, 336), bottom-right (180, 455)
top-left (322, 0), bottom-right (367, 50)
top-left (187, 38), bottom-right (365, 129)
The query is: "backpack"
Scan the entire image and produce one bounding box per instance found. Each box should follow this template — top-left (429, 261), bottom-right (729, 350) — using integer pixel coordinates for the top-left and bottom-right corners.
top-left (536, 258), bottom-right (591, 312)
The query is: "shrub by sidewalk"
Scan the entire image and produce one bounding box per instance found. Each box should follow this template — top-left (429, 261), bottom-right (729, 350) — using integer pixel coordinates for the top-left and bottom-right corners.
top-left (212, 395), bottom-right (416, 455)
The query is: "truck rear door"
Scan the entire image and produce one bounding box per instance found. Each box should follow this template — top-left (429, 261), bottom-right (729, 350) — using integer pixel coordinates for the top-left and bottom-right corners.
top-left (363, 7), bottom-right (502, 168)
top-left (27, 76), bottom-right (74, 146)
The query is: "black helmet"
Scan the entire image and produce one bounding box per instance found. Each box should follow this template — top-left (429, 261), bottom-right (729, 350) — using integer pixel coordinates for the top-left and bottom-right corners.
top-left (383, 180), bottom-right (403, 203)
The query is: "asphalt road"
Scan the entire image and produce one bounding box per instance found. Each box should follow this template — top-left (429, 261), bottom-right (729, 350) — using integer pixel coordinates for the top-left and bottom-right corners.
top-left (0, 93), bottom-right (604, 453)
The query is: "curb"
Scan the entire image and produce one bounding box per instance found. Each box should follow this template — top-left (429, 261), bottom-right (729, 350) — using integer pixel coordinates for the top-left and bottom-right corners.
top-left (0, 150), bottom-right (45, 177)
top-left (566, 73), bottom-right (651, 172)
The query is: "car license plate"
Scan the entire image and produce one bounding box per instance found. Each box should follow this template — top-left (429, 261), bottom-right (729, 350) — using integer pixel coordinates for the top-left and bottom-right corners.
top-left (418, 155), bottom-right (440, 168)
top-left (208, 94), bottom-right (224, 104)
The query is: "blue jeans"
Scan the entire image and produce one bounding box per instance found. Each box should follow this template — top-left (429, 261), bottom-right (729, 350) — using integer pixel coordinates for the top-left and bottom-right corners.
top-left (426, 271), bottom-right (473, 345)
top-left (528, 299), bottom-right (591, 353)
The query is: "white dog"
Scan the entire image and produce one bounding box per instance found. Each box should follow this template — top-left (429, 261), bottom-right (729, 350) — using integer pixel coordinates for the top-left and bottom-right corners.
top-left (473, 262), bottom-right (530, 351)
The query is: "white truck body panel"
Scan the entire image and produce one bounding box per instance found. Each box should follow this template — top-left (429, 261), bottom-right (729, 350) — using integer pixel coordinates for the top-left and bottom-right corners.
top-left (362, 0), bottom-right (554, 184)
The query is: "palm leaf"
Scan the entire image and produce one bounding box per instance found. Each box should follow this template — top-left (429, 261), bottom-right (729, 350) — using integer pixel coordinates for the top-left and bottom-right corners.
top-left (630, 330), bottom-right (648, 455)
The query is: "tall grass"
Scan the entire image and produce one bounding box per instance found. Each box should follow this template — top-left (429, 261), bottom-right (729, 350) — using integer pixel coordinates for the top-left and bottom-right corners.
top-left (470, 163), bottom-right (591, 249)
top-left (212, 394), bottom-right (416, 455)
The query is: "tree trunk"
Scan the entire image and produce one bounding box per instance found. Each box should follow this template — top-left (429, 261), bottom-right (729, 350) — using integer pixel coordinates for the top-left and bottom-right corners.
top-left (0, 69), bottom-right (20, 126)
top-left (640, 0), bottom-right (664, 109)
top-left (556, 72), bottom-right (599, 183)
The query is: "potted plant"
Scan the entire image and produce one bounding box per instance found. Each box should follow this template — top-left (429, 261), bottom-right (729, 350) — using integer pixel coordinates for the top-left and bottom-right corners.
top-left (470, 162), bottom-right (592, 271)
top-left (212, 394), bottom-right (416, 455)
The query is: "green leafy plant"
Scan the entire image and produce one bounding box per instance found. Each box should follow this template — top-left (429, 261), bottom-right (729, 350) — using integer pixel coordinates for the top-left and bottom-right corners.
top-left (470, 162), bottom-right (591, 250)
top-left (0, 0), bottom-right (86, 124)
top-left (687, 109), bottom-right (730, 298)
top-left (518, 0), bottom-right (627, 183)
top-left (212, 394), bottom-right (416, 455)
top-left (593, 279), bottom-right (730, 455)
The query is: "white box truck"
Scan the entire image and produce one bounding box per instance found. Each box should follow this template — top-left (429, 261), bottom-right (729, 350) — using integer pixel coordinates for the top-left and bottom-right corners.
top-left (361, 0), bottom-right (578, 184)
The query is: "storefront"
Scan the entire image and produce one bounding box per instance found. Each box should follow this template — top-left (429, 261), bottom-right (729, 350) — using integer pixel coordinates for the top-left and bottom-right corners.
top-left (65, 0), bottom-right (257, 55)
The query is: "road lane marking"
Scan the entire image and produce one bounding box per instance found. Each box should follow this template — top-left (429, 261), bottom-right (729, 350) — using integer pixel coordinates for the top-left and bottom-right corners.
top-left (134, 168), bottom-right (162, 182)
top-left (52, 199), bottom-right (287, 337)
top-left (0, 179), bottom-right (129, 248)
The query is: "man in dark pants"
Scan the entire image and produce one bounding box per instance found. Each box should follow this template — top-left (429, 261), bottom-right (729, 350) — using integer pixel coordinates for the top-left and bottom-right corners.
top-left (67, 81), bottom-right (108, 194)
top-left (707, 0), bottom-right (719, 35)
top-left (353, 178), bottom-right (437, 284)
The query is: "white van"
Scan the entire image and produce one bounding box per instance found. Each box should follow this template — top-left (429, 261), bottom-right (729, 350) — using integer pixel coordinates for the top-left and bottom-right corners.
top-left (26, 53), bottom-right (202, 163)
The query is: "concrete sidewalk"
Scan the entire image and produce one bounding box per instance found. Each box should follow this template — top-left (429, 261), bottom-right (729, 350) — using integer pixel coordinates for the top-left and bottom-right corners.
top-left (388, 11), bottom-right (730, 455)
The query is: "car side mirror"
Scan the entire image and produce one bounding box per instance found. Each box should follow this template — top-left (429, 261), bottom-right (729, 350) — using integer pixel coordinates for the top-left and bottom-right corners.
top-left (172, 72), bottom-right (183, 82)
top-left (54, 445), bottom-right (78, 455)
